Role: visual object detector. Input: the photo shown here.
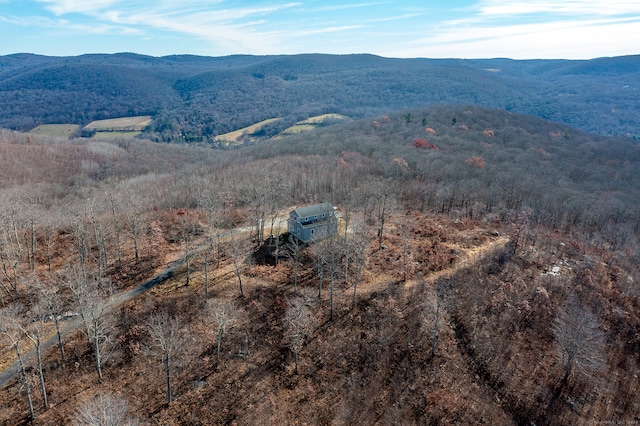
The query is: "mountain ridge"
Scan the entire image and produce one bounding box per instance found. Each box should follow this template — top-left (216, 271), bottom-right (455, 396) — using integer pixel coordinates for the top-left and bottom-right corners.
top-left (1, 53), bottom-right (638, 139)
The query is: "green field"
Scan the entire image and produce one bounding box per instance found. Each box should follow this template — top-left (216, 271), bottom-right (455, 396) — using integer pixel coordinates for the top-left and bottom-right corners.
top-left (281, 113), bottom-right (351, 135)
top-left (93, 131), bottom-right (143, 140)
top-left (214, 118), bottom-right (283, 145)
top-left (29, 124), bottom-right (80, 138)
top-left (84, 116), bottom-right (152, 131)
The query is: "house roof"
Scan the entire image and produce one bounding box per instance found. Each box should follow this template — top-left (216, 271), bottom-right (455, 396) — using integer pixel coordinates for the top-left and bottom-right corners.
top-left (291, 202), bottom-right (334, 218)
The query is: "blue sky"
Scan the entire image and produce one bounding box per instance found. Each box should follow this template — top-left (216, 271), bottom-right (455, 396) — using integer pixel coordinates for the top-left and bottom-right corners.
top-left (1, 1), bottom-right (639, 59)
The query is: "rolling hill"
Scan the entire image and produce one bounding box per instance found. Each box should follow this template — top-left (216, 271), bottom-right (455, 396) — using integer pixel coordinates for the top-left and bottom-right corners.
top-left (0, 53), bottom-right (638, 141)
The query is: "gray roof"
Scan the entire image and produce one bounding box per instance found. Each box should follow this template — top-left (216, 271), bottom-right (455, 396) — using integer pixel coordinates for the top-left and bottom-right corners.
top-left (291, 202), bottom-right (334, 218)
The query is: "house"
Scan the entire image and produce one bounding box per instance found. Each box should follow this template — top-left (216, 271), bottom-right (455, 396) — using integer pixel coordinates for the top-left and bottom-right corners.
top-left (288, 202), bottom-right (337, 243)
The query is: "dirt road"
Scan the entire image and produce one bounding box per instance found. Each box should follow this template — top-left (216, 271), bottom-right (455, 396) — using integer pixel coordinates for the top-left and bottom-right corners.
top-left (0, 257), bottom-right (185, 389)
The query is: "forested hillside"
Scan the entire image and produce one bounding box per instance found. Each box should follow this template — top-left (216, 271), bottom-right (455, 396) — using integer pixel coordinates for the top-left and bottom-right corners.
top-left (0, 105), bottom-right (638, 424)
top-left (1, 53), bottom-right (639, 140)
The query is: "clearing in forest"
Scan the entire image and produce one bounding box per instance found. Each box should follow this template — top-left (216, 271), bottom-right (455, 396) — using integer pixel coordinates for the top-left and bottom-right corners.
top-left (84, 116), bottom-right (152, 132)
top-left (214, 118), bottom-right (283, 145)
top-left (28, 124), bottom-right (80, 138)
top-left (281, 113), bottom-right (351, 135)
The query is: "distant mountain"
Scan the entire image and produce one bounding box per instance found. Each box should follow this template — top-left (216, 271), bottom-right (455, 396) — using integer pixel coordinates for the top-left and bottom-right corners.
top-left (0, 53), bottom-right (638, 140)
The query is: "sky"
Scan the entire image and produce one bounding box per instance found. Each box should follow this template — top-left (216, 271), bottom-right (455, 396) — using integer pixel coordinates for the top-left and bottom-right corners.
top-left (1, 0), bottom-right (639, 59)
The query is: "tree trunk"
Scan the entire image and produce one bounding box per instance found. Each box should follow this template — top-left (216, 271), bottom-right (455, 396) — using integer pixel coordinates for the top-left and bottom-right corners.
top-left (204, 251), bottom-right (209, 300)
top-left (233, 259), bottom-right (243, 297)
top-left (53, 317), bottom-right (65, 362)
top-left (329, 273), bottom-right (335, 321)
top-left (35, 341), bottom-right (48, 408)
top-left (165, 353), bottom-right (172, 404)
top-left (352, 273), bottom-right (359, 311)
top-left (317, 259), bottom-right (323, 298)
top-left (184, 243), bottom-right (190, 287)
top-left (15, 344), bottom-right (35, 421)
top-left (94, 320), bottom-right (103, 381)
top-left (30, 221), bottom-right (36, 270)
top-left (293, 264), bottom-right (298, 298)
top-left (133, 236), bottom-right (139, 265)
top-left (46, 234), bottom-right (53, 273)
top-left (216, 327), bottom-right (222, 365)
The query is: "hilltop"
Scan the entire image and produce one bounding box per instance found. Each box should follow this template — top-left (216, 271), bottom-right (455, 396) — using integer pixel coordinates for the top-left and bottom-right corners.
top-left (0, 105), bottom-right (638, 424)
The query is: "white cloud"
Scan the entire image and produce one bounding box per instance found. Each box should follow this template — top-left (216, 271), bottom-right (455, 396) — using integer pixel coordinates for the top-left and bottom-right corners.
top-left (388, 17), bottom-right (640, 59)
top-left (476, 0), bottom-right (640, 18)
top-left (380, 0), bottom-right (640, 59)
top-left (36, 0), bottom-right (119, 15)
top-left (8, 0), bottom-right (640, 57)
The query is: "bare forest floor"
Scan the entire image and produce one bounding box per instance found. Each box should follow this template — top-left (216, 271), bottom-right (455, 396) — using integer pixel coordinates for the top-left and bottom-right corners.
top-left (0, 209), bottom-right (638, 425)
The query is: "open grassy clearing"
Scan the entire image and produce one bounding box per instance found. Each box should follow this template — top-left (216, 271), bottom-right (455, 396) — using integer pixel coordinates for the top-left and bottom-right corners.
top-left (214, 114), bottom-right (352, 145)
top-left (298, 113), bottom-right (351, 124)
top-left (84, 116), bottom-right (152, 131)
top-left (29, 124), bottom-right (80, 138)
top-left (282, 113), bottom-right (351, 135)
top-left (281, 124), bottom-right (316, 134)
top-left (214, 118), bottom-right (283, 145)
top-left (92, 131), bottom-right (142, 140)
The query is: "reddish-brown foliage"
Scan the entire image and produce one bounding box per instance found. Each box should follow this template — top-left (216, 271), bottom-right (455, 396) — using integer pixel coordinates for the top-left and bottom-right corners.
top-left (412, 139), bottom-right (439, 150)
top-left (466, 156), bottom-right (485, 169)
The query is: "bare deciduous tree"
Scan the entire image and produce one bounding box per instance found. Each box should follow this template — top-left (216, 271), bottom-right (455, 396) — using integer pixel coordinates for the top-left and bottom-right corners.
top-left (372, 180), bottom-right (395, 251)
top-left (0, 307), bottom-right (35, 421)
top-left (228, 233), bottom-right (249, 297)
top-left (269, 217), bottom-right (286, 266)
top-left (311, 233), bottom-right (328, 298)
top-left (37, 276), bottom-right (67, 362)
top-left (511, 208), bottom-right (532, 255)
top-left (553, 295), bottom-right (607, 380)
top-left (399, 223), bottom-right (414, 283)
top-left (120, 188), bottom-right (148, 265)
top-left (72, 393), bottom-right (139, 426)
top-left (283, 298), bottom-right (315, 374)
top-left (349, 220), bottom-right (368, 310)
top-left (41, 216), bottom-right (60, 273)
top-left (0, 217), bottom-right (23, 301)
top-left (207, 300), bottom-right (237, 365)
top-left (286, 235), bottom-right (304, 297)
top-left (177, 210), bottom-right (199, 287)
top-left (13, 298), bottom-right (49, 408)
top-left (146, 312), bottom-right (183, 404)
top-left (196, 182), bottom-right (222, 300)
top-left (66, 267), bottom-right (115, 381)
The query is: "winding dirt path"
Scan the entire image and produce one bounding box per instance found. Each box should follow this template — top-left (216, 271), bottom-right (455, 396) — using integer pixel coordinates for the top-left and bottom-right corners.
top-left (0, 257), bottom-right (186, 389)
top-left (354, 235), bottom-right (510, 297)
top-left (0, 214), bottom-right (292, 389)
top-left (1, 218), bottom-right (508, 389)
